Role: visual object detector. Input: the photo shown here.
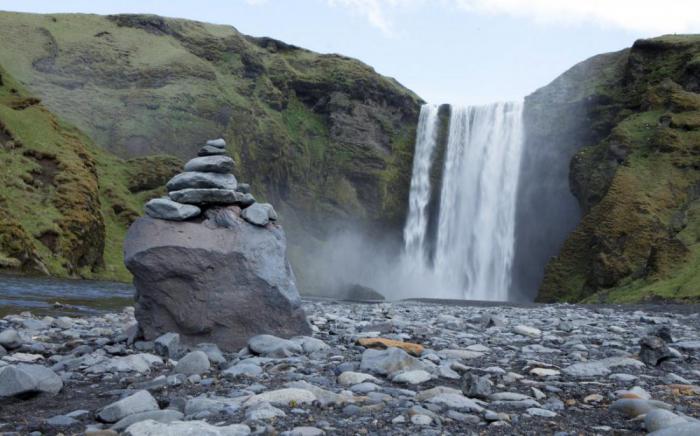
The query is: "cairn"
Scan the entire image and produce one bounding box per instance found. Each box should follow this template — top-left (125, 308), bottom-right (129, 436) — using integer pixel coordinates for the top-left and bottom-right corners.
top-left (144, 138), bottom-right (277, 227)
top-left (125, 138), bottom-right (310, 351)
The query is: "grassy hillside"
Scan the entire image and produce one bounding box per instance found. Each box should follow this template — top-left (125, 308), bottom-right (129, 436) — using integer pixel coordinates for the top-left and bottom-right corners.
top-left (0, 64), bottom-right (181, 281)
top-left (0, 12), bottom-right (421, 288)
top-left (532, 35), bottom-right (700, 303)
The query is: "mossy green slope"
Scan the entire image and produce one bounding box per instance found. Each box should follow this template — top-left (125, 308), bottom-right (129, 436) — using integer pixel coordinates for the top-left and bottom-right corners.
top-left (0, 12), bottom-right (421, 258)
top-left (0, 12), bottom-right (421, 289)
top-left (533, 35), bottom-right (700, 303)
top-left (0, 65), bottom-right (181, 280)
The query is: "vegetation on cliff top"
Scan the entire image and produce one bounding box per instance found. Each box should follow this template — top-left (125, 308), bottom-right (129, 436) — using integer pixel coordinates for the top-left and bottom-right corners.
top-left (536, 35), bottom-right (700, 304)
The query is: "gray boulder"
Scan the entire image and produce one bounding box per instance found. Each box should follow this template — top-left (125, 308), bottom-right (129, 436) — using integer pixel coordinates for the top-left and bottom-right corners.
top-left (0, 329), bottom-right (22, 349)
top-left (242, 203), bottom-right (277, 227)
top-left (145, 198), bottom-right (200, 221)
top-left (237, 193), bottom-right (256, 208)
top-left (206, 138), bottom-right (227, 148)
top-left (111, 409), bottom-right (184, 431)
top-left (639, 335), bottom-right (675, 366)
top-left (184, 155), bottom-right (235, 173)
top-left (198, 145), bottom-right (227, 156)
top-left (16, 364), bottom-right (63, 394)
top-left (360, 347), bottom-right (425, 376)
top-left (0, 366), bottom-right (37, 397)
top-left (125, 420), bottom-right (251, 436)
top-left (166, 171), bottom-right (237, 191)
top-left (0, 364), bottom-right (63, 397)
top-left (222, 362), bottom-right (262, 379)
top-left (45, 415), bottom-right (77, 427)
top-left (154, 332), bottom-right (181, 358)
top-left (236, 183), bottom-right (251, 194)
top-left (98, 390), bottom-right (159, 423)
top-left (341, 284), bottom-right (385, 301)
top-left (174, 351), bottom-right (210, 375)
top-left (648, 423), bottom-right (700, 436)
top-left (248, 334), bottom-right (303, 357)
top-left (461, 373), bottom-right (493, 399)
top-left (124, 209), bottom-right (311, 352)
top-left (194, 343), bottom-right (226, 366)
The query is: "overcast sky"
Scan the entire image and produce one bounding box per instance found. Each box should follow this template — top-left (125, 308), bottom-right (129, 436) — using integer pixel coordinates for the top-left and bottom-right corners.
top-left (2, 0), bottom-right (699, 104)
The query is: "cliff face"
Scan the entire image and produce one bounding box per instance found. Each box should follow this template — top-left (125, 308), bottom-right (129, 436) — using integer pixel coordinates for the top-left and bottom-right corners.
top-left (0, 12), bottom-right (421, 285)
top-left (527, 35), bottom-right (700, 303)
top-left (0, 65), bottom-right (181, 280)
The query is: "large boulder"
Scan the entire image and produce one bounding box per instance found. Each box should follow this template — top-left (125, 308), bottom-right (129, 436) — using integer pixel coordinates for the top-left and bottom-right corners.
top-left (124, 206), bottom-right (311, 351)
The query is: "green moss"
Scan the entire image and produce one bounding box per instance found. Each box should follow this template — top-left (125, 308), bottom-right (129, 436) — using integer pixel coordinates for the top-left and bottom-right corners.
top-left (0, 12), bottom-right (422, 286)
top-left (537, 35), bottom-right (700, 303)
top-left (0, 64), bottom-right (153, 281)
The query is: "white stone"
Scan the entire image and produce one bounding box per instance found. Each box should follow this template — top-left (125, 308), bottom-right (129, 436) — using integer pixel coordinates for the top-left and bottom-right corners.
top-left (338, 371), bottom-right (379, 386)
top-left (513, 325), bottom-right (542, 338)
top-left (392, 370), bottom-right (432, 385)
top-left (244, 388), bottom-right (316, 408)
top-left (124, 419), bottom-right (250, 436)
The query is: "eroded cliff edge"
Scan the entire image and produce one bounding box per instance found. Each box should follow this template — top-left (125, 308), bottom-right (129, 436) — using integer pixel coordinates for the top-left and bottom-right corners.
top-left (520, 35), bottom-right (700, 303)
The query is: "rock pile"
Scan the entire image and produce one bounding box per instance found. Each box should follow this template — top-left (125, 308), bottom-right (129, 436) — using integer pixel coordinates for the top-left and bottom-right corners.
top-left (144, 138), bottom-right (273, 226)
top-left (126, 138), bottom-right (310, 352)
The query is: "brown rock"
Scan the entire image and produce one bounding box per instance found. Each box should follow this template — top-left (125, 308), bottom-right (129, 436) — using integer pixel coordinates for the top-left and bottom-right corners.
top-left (356, 338), bottom-right (423, 356)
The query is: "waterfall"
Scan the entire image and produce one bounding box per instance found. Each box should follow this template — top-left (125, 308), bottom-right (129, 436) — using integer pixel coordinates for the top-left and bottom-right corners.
top-left (402, 102), bottom-right (524, 301)
top-left (403, 104), bottom-right (439, 269)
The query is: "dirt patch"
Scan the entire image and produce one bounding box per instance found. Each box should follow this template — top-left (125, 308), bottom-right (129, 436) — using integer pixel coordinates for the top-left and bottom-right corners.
top-left (36, 230), bottom-right (59, 253)
top-left (23, 150), bottom-right (60, 187)
top-left (9, 97), bottom-right (41, 110)
top-left (0, 120), bottom-right (13, 143)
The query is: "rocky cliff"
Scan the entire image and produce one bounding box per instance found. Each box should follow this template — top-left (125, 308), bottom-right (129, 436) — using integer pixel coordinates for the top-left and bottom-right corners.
top-left (0, 12), bottom-right (421, 285)
top-left (527, 35), bottom-right (700, 303)
top-left (0, 65), bottom-right (181, 280)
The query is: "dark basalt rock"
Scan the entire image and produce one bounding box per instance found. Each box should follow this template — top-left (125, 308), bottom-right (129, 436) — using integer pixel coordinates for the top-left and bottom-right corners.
top-left (639, 335), bottom-right (675, 366)
top-left (124, 208), bottom-right (311, 351)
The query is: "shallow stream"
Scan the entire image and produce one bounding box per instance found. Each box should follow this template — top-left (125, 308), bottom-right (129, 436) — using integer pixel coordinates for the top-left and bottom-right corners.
top-left (0, 275), bottom-right (133, 317)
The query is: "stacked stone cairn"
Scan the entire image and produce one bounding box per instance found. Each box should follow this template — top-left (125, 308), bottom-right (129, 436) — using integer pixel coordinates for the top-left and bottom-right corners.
top-left (143, 138), bottom-right (278, 227)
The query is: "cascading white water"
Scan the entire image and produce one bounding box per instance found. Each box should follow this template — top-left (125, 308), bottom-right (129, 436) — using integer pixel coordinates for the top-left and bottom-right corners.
top-left (403, 104), bottom-right (439, 268)
top-left (402, 102), bottom-right (524, 301)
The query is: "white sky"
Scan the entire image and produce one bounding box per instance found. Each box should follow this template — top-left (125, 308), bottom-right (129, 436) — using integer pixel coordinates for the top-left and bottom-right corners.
top-left (1, 0), bottom-right (699, 104)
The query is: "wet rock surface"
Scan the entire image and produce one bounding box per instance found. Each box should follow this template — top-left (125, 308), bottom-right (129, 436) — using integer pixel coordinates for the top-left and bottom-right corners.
top-left (0, 301), bottom-right (699, 435)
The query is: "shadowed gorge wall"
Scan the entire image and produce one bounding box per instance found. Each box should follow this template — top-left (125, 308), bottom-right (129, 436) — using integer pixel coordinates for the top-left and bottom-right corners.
top-left (517, 35), bottom-right (700, 303)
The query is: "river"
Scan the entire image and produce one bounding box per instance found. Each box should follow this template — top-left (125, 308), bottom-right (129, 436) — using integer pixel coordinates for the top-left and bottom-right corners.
top-left (0, 275), bottom-right (133, 317)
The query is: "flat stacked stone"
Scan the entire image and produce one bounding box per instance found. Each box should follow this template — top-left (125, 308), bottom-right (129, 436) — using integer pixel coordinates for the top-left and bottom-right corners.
top-left (142, 138), bottom-right (277, 227)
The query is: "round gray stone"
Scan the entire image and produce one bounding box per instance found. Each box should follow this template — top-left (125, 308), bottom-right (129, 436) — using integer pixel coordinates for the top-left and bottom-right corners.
top-left (145, 198), bottom-right (200, 221)
top-left (166, 171), bottom-right (237, 191)
top-left (184, 155), bottom-right (235, 173)
top-left (97, 390), bottom-right (159, 423)
top-left (169, 188), bottom-right (240, 205)
top-left (174, 351), bottom-right (210, 376)
top-left (206, 138), bottom-right (227, 148)
top-left (0, 329), bottom-right (22, 349)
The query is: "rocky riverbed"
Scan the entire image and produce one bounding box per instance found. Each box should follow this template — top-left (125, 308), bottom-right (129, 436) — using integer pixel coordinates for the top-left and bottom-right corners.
top-left (1, 300), bottom-right (699, 435)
